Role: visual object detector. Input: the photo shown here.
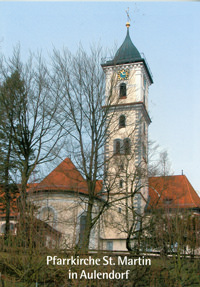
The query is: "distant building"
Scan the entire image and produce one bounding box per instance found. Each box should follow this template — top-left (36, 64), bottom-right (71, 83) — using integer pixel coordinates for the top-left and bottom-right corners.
top-left (148, 175), bottom-right (200, 212)
top-left (1, 157), bottom-right (200, 251)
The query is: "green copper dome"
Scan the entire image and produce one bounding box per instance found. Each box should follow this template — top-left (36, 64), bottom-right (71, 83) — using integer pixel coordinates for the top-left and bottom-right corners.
top-left (101, 24), bottom-right (153, 83)
top-left (113, 27), bottom-right (142, 64)
top-left (102, 26), bottom-right (142, 66)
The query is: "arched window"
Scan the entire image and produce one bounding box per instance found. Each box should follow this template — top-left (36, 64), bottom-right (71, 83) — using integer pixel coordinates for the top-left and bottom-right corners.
top-left (79, 214), bottom-right (87, 247)
top-left (114, 139), bottom-right (122, 155)
top-left (119, 83), bottom-right (126, 98)
top-left (124, 138), bottom-right (131, 155)
top-left (119, 115), bottom-right (126, 128)
top-left (119, 179), bottom-right (123, 188)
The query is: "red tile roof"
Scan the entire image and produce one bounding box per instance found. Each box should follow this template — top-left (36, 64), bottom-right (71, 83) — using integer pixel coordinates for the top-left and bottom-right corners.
top-left (2, 158), bottom-right (199, 220)
top-left (0, 185), bottom-right (19, 218)
top-left (30, 158), bottom-right (89, 195)
top-left (0, 158), bottom-right (103, 221)
top-left (148, 175), bottom-right (200, 210)
top-left (95, 180), bottom-right (103, 193)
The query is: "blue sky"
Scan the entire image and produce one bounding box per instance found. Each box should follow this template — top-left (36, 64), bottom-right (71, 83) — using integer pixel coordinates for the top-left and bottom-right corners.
top-left (0, 2), bottom-right (200, 192)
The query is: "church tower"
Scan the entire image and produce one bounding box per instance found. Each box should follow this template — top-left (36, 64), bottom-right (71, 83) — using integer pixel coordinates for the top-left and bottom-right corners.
top-left (101, 21), bottom-right (153, 249)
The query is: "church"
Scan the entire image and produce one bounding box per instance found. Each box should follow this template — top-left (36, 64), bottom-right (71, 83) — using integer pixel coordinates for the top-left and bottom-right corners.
top-left (0, 21), bottom-right (200, 251)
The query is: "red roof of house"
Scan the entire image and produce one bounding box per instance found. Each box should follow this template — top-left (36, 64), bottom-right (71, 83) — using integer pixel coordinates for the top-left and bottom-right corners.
top-left (30, 158), bottom-right (89, 195)
top-left (2, 158), bottom-right (199, 219)
top-left (96, 180), bottom-right (103, 193)
top-left (148, 175), bottom-right (200, 210)
top-left (0, 185), bottom-right (19, 218)
top-left (0, 158), bottom-right (103, 220)
top-left (0, 183), bottom-right (38, 218)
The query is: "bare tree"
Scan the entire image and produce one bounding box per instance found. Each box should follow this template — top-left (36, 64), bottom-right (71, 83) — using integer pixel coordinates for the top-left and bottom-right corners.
top-left (146, 207), bottom-right (200, 258)
top-left (51, 44), bottom-right (151, 251)
top-left (51, 45), bottom-right (122, 251)
top-left (0, 48), bottom-right (63, 218)
top-left (148, 140), bottom-right (173, 177)
top-left (110, 140), bottom-right (174, 252)
top-left (0, 70), bottom-right (23, 240)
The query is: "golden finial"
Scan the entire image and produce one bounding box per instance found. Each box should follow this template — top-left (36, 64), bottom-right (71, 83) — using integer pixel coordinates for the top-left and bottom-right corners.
top-left (126, 7), bottom-right (131, 28)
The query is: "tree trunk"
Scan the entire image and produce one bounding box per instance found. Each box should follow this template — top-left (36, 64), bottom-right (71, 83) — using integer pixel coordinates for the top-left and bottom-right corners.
top-left (80, 180), bottom-right (95, 252)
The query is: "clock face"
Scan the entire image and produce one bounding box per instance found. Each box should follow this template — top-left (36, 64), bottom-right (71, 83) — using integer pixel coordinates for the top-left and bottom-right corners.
top-left (118, 68), bottom-right (129, 80)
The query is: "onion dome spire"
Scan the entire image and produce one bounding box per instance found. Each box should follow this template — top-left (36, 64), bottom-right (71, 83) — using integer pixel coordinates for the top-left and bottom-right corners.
top-left (101, 10), bottom-right (153, 84)
top-left (112, 21), bottom-right (142, 65)
top-left (102, 10), bottom-right (142, 66)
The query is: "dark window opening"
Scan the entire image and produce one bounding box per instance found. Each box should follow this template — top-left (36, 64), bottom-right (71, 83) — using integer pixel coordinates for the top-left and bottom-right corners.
top-left (119, 179), bottom-right (123, 188)
top-left (119, 163), bottom-right (124, 170)
top-left (114, 139), bottom-right (122, 155)
top-left (119, 83), bottom-right (126, 98)
top-left (115, 141), bottom-right (121, 154)
top-left (124, 138), bottom-right (131, 155)
top-left (79, 214), bottom-right (86, 247)
top-left (119, 115), bottom-right (126, 128)
top-left (114, 138), bottom-right (131, 155)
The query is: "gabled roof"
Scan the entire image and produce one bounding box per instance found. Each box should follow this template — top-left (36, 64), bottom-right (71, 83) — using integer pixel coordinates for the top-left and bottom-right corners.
top-left (148, 175), bottom-right (200, 210)
top-left (31, 158), bottom-right (89, 195)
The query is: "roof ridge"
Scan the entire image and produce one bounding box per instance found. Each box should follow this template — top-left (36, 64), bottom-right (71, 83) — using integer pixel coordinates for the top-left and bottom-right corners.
top-left (184, 175), bottom-right (200, 207)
